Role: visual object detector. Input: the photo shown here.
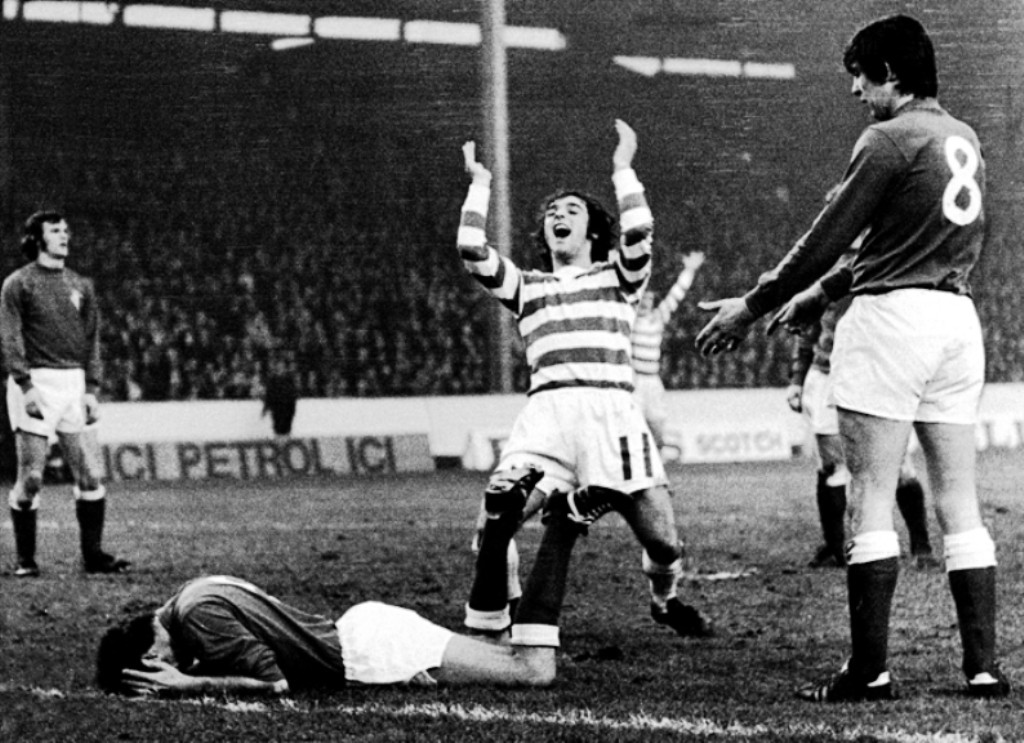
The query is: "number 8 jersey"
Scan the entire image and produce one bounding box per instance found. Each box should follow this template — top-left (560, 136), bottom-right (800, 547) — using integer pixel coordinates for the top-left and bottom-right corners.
top-left (744, 98), bottom-right (986, 317)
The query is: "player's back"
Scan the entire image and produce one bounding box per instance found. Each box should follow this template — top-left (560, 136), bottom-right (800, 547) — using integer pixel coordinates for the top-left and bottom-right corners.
top-left (851, 99), bottom-right (985, 297)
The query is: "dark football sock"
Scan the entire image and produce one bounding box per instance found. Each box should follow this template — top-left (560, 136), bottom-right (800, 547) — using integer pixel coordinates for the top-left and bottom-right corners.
top-left (816, 473), bottom-right (847, 556)
top-left (896, 479), bottom-right (931, 554)
top-left (468, 514), bottom-right (519, 613)
top-left (11, 507), bottom-right (37, 564)
top-left (76, 498), bottom-right (106, 561)
top-left (515, 514), bottom-right (580, 627)
top-left (847, 557), bottom-right (899, 679)
top-left (948, 566), bottom-right (997, 678)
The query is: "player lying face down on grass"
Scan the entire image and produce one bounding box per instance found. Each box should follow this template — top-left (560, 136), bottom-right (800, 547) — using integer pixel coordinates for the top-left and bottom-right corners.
top-left (97, 468), bottom-right (617, 696)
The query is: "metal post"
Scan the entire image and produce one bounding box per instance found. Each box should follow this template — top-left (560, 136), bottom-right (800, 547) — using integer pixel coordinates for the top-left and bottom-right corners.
top-left (480, 0), bottom-right (514, 393)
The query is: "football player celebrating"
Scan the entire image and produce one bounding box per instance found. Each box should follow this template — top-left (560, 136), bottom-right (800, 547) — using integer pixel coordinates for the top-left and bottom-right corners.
top-left (456, 120), bottom-right (712, 640)
top-left (631, 251), bottom-right (705, 452)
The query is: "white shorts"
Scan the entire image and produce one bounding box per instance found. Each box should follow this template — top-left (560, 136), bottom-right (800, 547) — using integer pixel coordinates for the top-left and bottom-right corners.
top-left (832, 290), bottom-right (984, 424)
top-left (6, 369), bottom-right (87, 438)
top-left (801, 367), bottom-right (839, 436)
top-left (337, 601), bottom-right (454, 685)
top-left (633, 374), bottom-right (667, 428)
top-left (499, 387), bottom-right (667, 495)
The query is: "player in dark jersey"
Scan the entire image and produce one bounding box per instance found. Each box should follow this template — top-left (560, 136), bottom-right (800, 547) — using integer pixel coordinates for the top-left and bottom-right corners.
top-left (696, 15), bottom-right (1007, 700)
top-left (97, 470), bottom-right (602, 694)
top-left (0, 211), bottom-right (129, 577)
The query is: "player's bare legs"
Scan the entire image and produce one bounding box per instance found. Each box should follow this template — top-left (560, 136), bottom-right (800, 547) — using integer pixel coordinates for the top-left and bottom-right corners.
top-left (797, 410), bottom-right (906, 701)
top-left (8, 431), bottom-right (48, 576)
top-left (837, 410), bottom-right (907, 690)
top-left (618, 485), bottom-right (713, 637)
top-left (915, 421), bottom-right (1002, 694)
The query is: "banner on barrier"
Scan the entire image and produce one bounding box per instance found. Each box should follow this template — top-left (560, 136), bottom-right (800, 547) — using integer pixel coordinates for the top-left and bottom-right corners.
top-left (99, 435), bottom-right (434, 481)
top-left (460, 421), bottom-right (792, 470)
top-left (674, 424), bottom-right (791, 463)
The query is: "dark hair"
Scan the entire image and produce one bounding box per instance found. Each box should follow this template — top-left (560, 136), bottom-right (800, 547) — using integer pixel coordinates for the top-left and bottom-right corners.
top-left (532, 189), bottom-right (617, 271)
top-left (21, 210), bottom-right (65, 261)
top-left (843, 15), bottom-right (937, 98)
top-left (96, 613), bottom-right (156, 694)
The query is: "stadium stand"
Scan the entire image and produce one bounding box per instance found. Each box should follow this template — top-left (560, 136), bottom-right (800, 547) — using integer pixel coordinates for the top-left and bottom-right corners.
top-left (1, 15), bottom-right (1021, 400)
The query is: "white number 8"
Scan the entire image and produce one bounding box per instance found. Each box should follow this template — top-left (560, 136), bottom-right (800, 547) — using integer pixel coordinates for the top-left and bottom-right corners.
top-left (942, 135), bottom-right (982, 226)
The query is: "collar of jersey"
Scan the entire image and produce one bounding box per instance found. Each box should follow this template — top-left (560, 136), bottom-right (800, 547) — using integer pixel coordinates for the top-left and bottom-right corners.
top-left (894, 96), bottom-right (941, 117)
top-left (553, 265), bottom-right (588, 279)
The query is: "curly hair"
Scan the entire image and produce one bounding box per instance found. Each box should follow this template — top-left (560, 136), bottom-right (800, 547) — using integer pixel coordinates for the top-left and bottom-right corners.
top-left (532, 189), bottom-right (617, 272)
top-left (95, 613), bottom-right (157, 694)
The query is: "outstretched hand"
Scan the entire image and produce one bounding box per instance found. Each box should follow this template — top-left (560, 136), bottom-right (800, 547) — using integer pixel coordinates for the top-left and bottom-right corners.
top-left (612, 119), bottom-right (637, 170)
top-left (462, 141), bottom-right (492, 183)
top-left (695, 297), bottom-right (755, 357)
top-left (765, 283), bottom-right (830, 336)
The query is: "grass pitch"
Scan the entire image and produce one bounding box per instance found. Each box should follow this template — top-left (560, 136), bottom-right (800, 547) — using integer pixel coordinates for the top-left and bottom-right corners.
top-left (1, 453), bottom-right (1022, 741)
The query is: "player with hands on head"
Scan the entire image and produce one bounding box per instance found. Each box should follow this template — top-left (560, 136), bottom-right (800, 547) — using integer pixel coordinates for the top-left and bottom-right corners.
top-left (632, 251), bottom-right (705, 452)
top-left (0, 210), bottom-right (129, 577)
top-left (98, 467), bottom-right (590, 695)
top-left (696, 15), bottom-right (1006, 701)
top-left (457, 120), bottom-right (713, 641)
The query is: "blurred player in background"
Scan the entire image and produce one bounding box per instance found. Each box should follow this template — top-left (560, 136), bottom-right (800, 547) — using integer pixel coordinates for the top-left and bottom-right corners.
top-left (1, 210), bottom-right (129, 577)
top-left (696, 15), bottom-right (1006, 700)
top-left (787, 217), bottom-right (936, 570)
top-left (632, 251), bottom-right (704, 452)
top-left (457, 120), bottom-right (712, 640)
top-left (98, 468), bottom-right (591, 694)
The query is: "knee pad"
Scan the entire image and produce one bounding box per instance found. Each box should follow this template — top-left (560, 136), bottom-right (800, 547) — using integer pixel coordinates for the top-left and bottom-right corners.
top-left (944, 528), bottom-right (996, 572)
top-left (846, 531), bottom-right (900, 565)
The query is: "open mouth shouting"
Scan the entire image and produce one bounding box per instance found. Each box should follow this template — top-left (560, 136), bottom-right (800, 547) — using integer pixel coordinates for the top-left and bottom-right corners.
top-left (552, 224), bottom-right (572, 239)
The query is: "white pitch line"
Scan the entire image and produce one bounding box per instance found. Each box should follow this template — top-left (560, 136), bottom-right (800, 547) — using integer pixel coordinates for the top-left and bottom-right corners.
top-left (0, 686), bottom-right (988, 742)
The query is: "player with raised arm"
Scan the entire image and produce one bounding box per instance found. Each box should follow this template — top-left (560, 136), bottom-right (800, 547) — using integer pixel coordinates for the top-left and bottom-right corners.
top-left (632, 251), bottom-right (704, 451)
top-left (457, 120), bottom-right (712, 640)
top-left (696, 15), bottom-right (1007, 700)
top-left (1, 211), bottom-right (129, 577)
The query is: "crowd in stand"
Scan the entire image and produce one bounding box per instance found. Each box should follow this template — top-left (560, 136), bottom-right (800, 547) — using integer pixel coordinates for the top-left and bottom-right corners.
top-left (6, 142), bottom-right (1022, 404)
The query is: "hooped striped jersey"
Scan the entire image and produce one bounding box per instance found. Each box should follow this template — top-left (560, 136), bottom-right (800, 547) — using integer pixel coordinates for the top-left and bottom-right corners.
top-left (458, 169), bottom-right (653, 395)
top-left (631, 273), bottom-right (692, 378)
